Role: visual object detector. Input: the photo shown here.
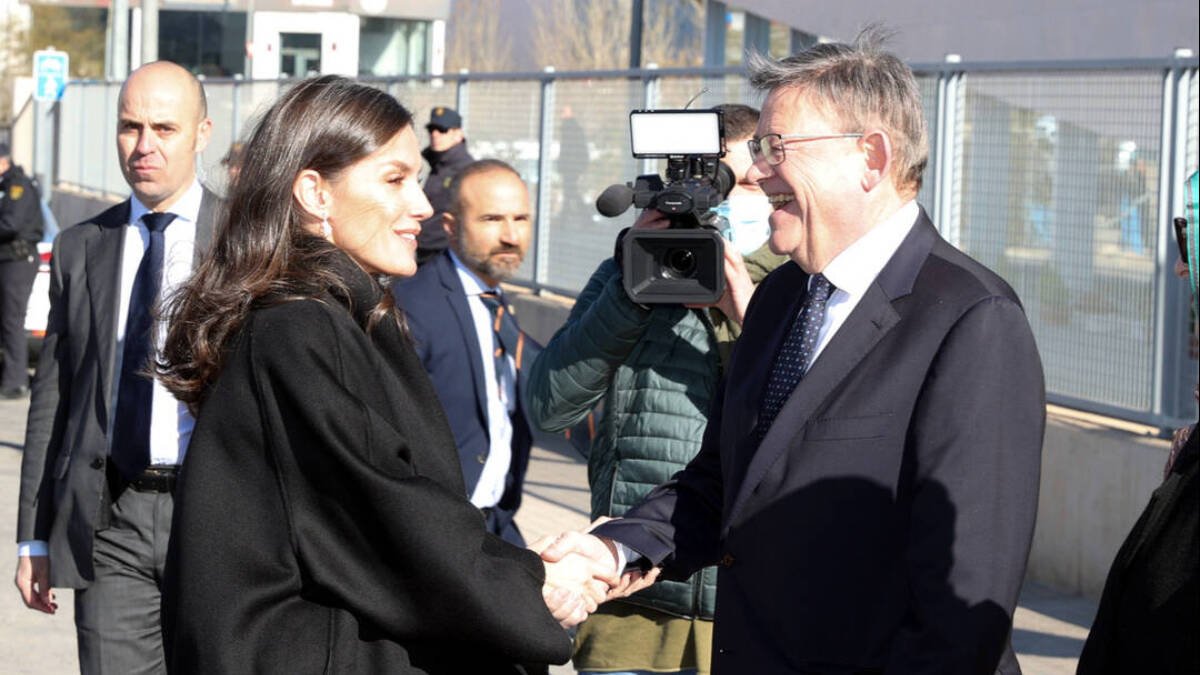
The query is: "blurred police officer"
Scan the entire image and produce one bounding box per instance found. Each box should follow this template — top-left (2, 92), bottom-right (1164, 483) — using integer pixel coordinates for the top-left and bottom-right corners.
top-left (0, 141), bottom-right (45, 399)
top-left (418, 106), bottom-right (475, 264)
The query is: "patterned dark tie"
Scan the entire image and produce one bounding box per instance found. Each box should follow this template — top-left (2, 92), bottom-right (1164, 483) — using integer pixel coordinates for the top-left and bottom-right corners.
top-left (479, 291), bottom-right (530, 383)
top-left (110, 211), bottom-right (177, 480)
top-left (752, 273), bottom-right (835, 441)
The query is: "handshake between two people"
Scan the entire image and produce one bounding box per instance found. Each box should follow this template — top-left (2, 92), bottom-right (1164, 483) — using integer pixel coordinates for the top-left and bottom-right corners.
top-left (526, 518), bottom-right (660, 629)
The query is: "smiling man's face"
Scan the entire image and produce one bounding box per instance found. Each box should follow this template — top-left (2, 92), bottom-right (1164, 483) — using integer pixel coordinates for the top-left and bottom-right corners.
top-left (746, 87), bottom-right (875, 273)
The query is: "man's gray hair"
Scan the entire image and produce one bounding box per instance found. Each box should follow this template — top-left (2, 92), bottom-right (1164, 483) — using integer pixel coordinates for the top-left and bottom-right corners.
top-left (747, 25), bottom-right (928, 194)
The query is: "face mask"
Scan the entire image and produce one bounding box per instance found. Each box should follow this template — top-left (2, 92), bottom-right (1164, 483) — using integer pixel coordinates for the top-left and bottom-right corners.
top-left (715, 194), bottom-right (773, 255)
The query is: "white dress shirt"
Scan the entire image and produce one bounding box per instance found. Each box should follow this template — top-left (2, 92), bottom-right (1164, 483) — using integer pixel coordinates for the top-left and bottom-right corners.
top-left (449, 251), bottom-right (515, 509)
top-left (118, 183), bottom-right (202, 467)
top-left (18, 182), bottom-right (204, 558)
top-left (806, 200), bottom-right (920, 370)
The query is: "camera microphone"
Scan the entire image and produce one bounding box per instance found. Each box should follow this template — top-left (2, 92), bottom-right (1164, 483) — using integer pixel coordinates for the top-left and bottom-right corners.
top-left (596, 184), bottom-right (635, 217)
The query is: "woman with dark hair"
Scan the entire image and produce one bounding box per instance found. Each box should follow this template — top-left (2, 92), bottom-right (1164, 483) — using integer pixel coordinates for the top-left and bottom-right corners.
top-left (157, 76), bottom-right (607, 674)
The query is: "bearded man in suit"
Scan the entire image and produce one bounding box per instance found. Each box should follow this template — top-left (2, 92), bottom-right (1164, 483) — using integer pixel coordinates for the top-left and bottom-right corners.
top-left (393, 159), bottom-right (536, 547)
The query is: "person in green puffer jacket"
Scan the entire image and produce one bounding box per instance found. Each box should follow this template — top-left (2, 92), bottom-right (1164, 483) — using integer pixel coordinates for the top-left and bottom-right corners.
top-left (525, 104), bottom-right (786, 675)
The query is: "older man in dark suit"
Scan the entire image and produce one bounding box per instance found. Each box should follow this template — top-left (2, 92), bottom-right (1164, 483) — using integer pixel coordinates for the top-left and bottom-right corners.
top-left (543, 27), bottom-right (1046, 674)
top-left (14, 60), bottom-right (218, 674)
top-left (393, 159), bottom-right (536, 546)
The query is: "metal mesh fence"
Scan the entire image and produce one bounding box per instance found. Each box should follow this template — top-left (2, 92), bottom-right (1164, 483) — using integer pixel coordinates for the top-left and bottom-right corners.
top-left (45, 62), bottom-right (1199, 427)
top-left (536, 77), bottom-right (646, 292)
top-left (953, 70), bottom-right (1167, 411)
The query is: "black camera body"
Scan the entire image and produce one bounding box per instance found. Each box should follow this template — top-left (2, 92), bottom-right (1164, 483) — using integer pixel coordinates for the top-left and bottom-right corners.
top-left (598, 109), bottom-right (734, 305)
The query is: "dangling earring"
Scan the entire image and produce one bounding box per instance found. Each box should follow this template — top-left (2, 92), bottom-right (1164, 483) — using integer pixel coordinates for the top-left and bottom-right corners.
top-left (321, 214), bottom-right (333, 241)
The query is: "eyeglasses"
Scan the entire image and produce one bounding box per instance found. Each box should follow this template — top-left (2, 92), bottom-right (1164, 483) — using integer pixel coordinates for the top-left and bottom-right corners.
top-left (1174, 216), bottom-right (1190, 265)
top-left (747, 133), bottom-right (864, 166)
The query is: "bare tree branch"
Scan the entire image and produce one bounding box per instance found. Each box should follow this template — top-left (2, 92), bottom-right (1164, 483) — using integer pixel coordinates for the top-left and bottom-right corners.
top-left (445, 0), bottom-right (516, 73)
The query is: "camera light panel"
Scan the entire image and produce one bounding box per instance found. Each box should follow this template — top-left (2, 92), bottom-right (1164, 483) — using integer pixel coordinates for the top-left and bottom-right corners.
top-left (630, 110), bottom-right (723, 158)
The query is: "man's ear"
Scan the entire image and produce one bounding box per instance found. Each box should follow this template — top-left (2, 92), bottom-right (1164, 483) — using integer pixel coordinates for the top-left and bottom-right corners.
top-left (860, 130), bottom-right (892, 192)
top-left (193, 117), bottom-right (213, 155)
top-left (293, 169), bottom-right (331, 225)
top-left (442, 211), bottom-right (458, 242)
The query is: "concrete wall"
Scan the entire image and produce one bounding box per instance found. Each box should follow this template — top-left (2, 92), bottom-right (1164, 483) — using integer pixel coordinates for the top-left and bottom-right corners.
top-left (1030, 410), bottom-right (1170, 599)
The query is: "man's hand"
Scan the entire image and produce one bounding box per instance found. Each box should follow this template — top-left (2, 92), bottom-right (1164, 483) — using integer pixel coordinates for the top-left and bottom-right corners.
top-left (632, 208), bottom-right (671, 230)
top-left (715, 245), bottom-right (755, 324)
top-left (685, 244), bottom-right (754, 324)
top-left (14, 555), bottom-right (56, 614)
top-left (543, 551), bottom-right (617, 610)
top-left (607, 566), bottom-right (662, 601)
top-left (529, 533), bottom-right (620, 627)
top-left (539, 530), bottom-right (620, 574)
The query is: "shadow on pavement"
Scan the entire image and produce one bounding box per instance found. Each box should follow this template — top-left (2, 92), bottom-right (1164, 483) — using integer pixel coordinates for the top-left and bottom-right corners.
top-left (1012, 628), bottom-right (1086, 658)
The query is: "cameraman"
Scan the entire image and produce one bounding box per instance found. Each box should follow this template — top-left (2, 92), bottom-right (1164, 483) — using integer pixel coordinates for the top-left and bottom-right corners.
top-left (525, 104), bottom-right (784, 675)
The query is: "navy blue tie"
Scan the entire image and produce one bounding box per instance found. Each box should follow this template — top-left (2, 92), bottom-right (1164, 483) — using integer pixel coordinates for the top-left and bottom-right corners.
top-left (752, 273), bottom-right (834, 441)
top-left (110, 212), bottom-right (177, 480)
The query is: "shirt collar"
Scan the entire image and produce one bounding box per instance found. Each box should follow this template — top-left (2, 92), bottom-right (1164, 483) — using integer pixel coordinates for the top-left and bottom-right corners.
top-left (820, 200), bottom-right (919, 296)
top-left (449, 250), bottom-right (499, 296)
top-left (129, 180), bottom-right (204, 226)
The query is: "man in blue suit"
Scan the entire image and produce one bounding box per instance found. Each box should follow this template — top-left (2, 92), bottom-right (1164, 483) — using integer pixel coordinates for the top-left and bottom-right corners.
top-left (392, 159), bottom-right (535, 546)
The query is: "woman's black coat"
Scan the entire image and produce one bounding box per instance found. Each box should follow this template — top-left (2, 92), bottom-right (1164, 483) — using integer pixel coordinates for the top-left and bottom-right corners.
top-left (161, 253), bottom-right (571, 674)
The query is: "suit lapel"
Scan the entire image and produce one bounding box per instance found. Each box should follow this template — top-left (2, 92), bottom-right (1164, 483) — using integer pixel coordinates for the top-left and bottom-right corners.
top-left (192, 188), bottom-right (218, 268)
top-left (727, 213), bottom-right (940, 524)
top-left (84, 201), bottom-right (131, 412)
top-left (436, 255), bottom-right (491, 428)
top-left (729, 284), bottom-right (900, 523)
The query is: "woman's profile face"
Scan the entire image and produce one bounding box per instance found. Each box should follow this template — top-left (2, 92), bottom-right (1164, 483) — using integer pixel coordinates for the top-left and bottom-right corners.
top-left (326, 125), bottom-right (433, 277)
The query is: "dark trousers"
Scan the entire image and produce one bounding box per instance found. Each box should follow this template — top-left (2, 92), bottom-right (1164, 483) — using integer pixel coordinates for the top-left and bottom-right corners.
top-left (75, 485), bottom-right (174, 675)
top-left (0, 256), bottom-right (38, 390)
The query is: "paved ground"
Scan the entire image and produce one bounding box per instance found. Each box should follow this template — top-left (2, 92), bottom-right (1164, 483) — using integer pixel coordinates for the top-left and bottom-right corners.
top-left (0, 393), bottom-right (1097, 674)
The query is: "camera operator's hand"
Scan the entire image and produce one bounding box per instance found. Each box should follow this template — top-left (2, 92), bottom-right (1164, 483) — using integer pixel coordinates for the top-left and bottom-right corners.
top-left (632, 208), bottom-right (671, 230)
top-left (686, 244), bottom-right (754, 325)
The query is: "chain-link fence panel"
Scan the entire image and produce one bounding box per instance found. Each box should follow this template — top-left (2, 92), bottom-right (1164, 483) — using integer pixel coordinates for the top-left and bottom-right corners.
top-left (915, 73), bottom-right (939, 212)
top-left (454, 79), bottom-right (543, 284)
top-left (41, 62), bottom-right (1200, 427)
top-left (955, 69), bottom-right (1165, 411)
top-left (537, 77), bottom-right (647, 292)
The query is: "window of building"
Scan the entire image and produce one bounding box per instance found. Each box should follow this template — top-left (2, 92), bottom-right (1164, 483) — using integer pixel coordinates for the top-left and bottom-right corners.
top-left (359, 17), bottom-right (429, 76)
top-left (280, 32), bottom-right (322, 78)
top-left (769, 21), bottom-right (791, 57)
top-left (724, 10), bottom-right (745, 65)
top-left (159, 11), bottom-right (247, 78)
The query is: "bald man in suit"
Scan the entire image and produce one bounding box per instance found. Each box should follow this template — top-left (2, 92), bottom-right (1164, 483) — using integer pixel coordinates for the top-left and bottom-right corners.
top-left (15, 61), bottom-right (219, 674)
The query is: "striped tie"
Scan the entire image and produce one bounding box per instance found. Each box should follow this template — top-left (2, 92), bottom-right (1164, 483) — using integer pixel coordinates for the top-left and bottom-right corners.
top-left (479, 291), bottom-right (528, 386)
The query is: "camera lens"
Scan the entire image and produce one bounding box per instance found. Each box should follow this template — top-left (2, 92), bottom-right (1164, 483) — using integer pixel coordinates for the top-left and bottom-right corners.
top-left (662, 248), bottom-right (698, 279)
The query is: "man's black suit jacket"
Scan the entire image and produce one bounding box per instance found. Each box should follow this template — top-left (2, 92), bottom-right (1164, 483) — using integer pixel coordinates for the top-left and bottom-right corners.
top-left (16, 190), bottom-right (218, 587)
top-left (595, 211), bottom-right (1046, 674)
top-left (392, 251), bottom-right (534, 545)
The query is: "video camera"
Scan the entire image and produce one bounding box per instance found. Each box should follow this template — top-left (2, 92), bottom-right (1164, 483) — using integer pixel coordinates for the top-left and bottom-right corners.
top-left (596, 110), bottom-right (734, 304)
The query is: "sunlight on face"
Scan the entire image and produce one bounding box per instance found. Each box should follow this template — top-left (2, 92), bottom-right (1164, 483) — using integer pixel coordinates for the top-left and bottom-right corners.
top-left (116, 62), bottom-right (211, 211)
top-left (448, 169), bottom-right (532, 288)
top-left (326, 126), bottom-right (433, 277)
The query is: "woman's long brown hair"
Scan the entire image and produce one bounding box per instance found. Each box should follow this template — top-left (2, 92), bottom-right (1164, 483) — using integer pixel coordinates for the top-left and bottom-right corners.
top-left (157, 75), bottom-right (412, 411)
